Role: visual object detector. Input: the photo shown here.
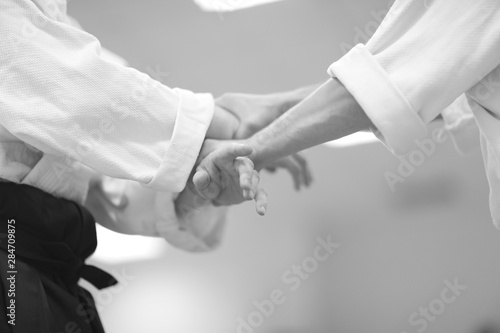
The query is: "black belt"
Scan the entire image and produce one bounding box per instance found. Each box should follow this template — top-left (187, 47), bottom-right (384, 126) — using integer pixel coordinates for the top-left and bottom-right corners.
top-left (0, 232), bottom-right (117, 290)
top-left (0, 182), bottom-right (116, 333)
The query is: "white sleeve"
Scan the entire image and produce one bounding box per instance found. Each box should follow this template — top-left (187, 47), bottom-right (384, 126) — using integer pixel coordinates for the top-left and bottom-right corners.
top-left (0, 0), bottom-right (213, 192)
top-left (466, 65), bottom-right (500, 228)
top-left (85, 177), bottom-right (228, 252)
top-left (440, 94), bottom-right (480, 156)
top-left (328, 0), bottom-right (500, 155)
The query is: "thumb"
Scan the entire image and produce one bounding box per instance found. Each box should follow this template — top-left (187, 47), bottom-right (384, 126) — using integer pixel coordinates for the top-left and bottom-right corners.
top-left (193, 168), bottom-right (221, 200)
top-left (193, 169), bottom-right (211, 190)
top-left (214, 143), bottom-right (253, 163)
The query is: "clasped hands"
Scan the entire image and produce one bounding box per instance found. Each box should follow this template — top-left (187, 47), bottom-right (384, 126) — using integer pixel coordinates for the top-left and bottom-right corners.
top-left (186, 92), bottom-right (313, 216)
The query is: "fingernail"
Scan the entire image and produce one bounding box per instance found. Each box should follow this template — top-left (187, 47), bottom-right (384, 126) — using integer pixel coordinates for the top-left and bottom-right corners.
top-left (259, 206), bottom-right (266, 215)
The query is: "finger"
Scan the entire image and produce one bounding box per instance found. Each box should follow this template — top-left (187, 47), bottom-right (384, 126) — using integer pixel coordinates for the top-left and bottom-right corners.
top-left (249, 170), bottom-right (260, 200)
top-left (294, 154), bottom-right (313, 185)
top-left (293, 153), bottom-right (313, 186)
top-left (281, 158), bottom-right (301, 190)
top-left (193, 166), bottom-right (222, 200)
top-left (303, 161), bottom-right (313, 186)
top-left (306, 166), bottom-right (313, 186)
top-left (236, 158), bottom-right (255, 199)
top-left (193, 169), bottom-right (210, 190)
top-left (254, 188), bottom-right (268, 216)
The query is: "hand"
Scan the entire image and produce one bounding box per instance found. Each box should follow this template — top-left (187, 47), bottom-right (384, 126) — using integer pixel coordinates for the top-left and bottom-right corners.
top-left (217, 93), bottom-right (314, 190)
top-left (217, 85), bottom-right (319, 139)
top-left (206, 105), bottom-right (240, 140)
top-left (191, 140), bottom-right (268, 215)
top-left (265, 154), bottom-right (313, 190)
top-left (216, 92), bottom-right (288, 139)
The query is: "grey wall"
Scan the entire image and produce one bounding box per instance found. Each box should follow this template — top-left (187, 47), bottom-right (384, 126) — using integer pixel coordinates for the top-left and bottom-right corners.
top-left (69, 1), bottom-right (500, 332)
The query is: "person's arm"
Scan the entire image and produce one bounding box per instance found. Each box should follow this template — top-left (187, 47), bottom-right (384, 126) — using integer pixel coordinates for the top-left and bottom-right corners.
top-left (245, 79), bottom-right (373, 169)
top-left (207, 100), bottom-right (314, 190)
top-left (216, 84), bottom-right (320, 139)
top-left (190, 79), bottom-right (366, 205)
top-left (0, 0), bottom-right (227, 193)
top-left (84, 175), bottom-right (229, 252)
top-left (206, 106), bottom-right (240, 140)
top-left (192, 140), bottom-right (268, 215)
top-left (243, 0), bottom-right (500, 166)
top-left (214, 85), bottom-right (320, 189)
top-left (191, 80), bottom-right (368, 193)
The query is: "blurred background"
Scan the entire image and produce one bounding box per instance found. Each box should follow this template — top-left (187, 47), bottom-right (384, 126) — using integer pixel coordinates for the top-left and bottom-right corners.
top-left (69, 0), bottom-right (500, 332)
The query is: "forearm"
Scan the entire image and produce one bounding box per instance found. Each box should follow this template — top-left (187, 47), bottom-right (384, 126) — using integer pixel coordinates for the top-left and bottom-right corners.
top-left (274, 83), bottom-right (322, 116)
top-left (247, 79), bottom-right (373, 169)
top-left (0, 2), bottom-right (215, 193)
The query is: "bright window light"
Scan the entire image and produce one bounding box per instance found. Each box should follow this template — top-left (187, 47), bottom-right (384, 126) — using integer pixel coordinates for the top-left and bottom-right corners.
top-left (194, 0), bottom-right (286, 12)
top-left (323, 132), bottom-right (379, 148)
top-left (89, 224), bottom-right (168, 264)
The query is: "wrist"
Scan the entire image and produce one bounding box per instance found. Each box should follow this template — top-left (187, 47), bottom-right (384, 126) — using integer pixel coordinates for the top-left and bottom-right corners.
top-left (206, 106), bottom-right (239, 140)
top-left (245, 137), bottom-right (265, 171)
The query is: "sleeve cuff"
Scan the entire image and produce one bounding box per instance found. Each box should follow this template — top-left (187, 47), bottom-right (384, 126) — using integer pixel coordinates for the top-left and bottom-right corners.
top-left (328, 44), bottom-right (427, 155)
top-left (145, 89), bottom-right (214, 192)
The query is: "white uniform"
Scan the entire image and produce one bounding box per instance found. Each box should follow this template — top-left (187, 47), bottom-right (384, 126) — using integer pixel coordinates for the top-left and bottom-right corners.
top-left (329, 0), bottom-right (500, 228)
top-left (0, 0), bottom-right (226, 251)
